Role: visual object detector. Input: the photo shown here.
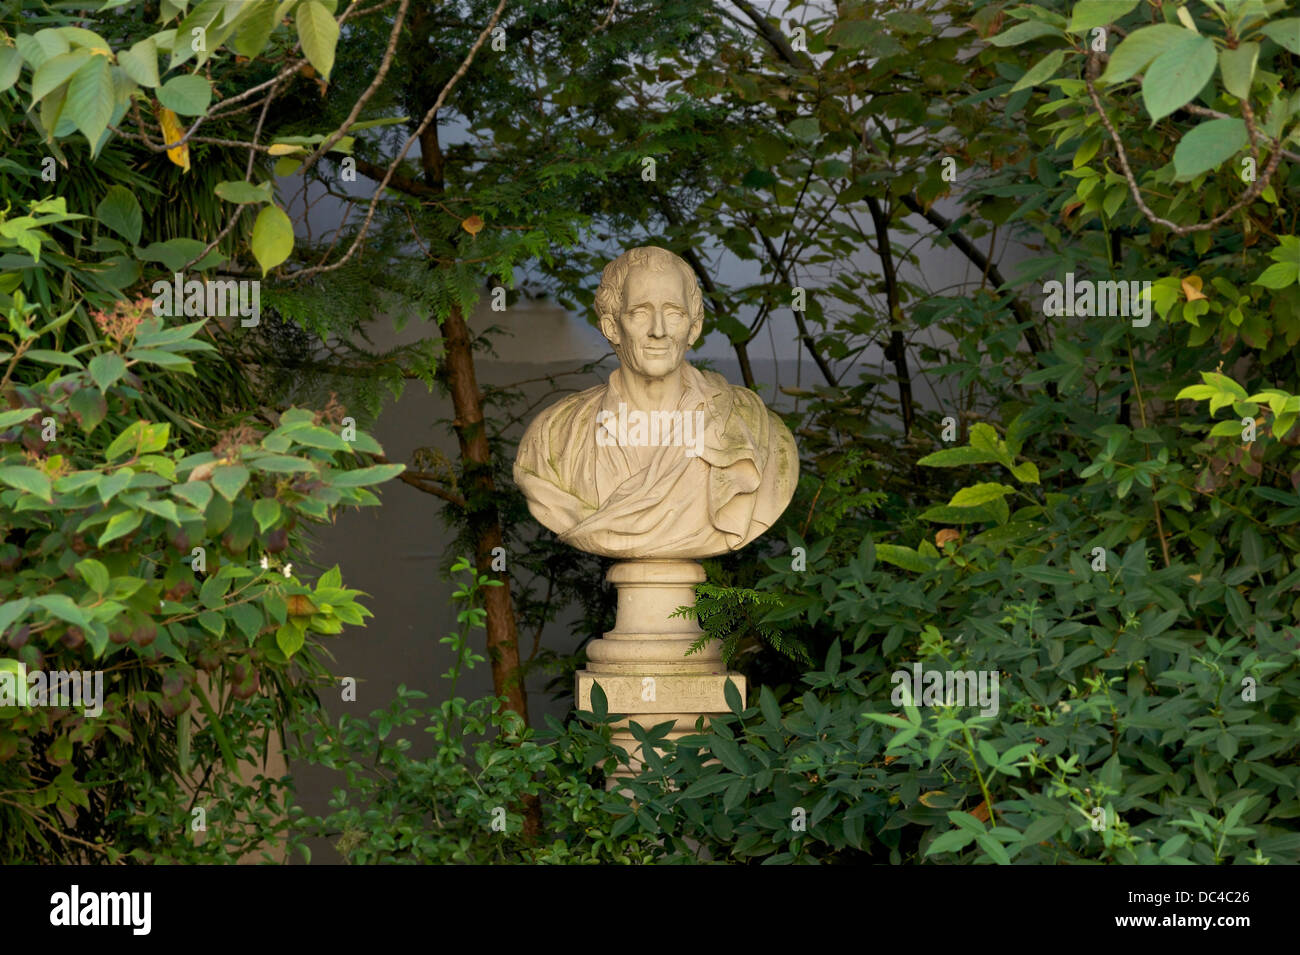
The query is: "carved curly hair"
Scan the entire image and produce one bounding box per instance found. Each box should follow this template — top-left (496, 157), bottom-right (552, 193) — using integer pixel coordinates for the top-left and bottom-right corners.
top-left (593, 246), bottom-right (704, 335)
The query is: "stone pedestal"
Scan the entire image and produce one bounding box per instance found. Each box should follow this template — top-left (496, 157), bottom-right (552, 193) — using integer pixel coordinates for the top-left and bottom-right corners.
top-left (576, 559), bottom-right (744, 782)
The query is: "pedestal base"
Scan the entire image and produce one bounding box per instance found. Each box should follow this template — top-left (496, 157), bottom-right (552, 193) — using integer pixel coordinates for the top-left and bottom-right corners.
top-left (575, 559), bottom-right (744, 784)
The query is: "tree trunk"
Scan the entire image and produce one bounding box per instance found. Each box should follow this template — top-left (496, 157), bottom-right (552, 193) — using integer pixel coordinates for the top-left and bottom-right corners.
top-left (438, 303), bottom-right (529, 723)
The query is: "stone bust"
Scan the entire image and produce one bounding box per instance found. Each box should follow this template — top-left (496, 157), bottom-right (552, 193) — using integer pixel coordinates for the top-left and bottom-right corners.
top-left (513, 246), bottom-right (798, 558)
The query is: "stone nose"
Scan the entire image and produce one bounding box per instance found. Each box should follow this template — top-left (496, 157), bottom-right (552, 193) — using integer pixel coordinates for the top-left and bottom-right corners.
top-left (649, 308), bottom-right (668, 338)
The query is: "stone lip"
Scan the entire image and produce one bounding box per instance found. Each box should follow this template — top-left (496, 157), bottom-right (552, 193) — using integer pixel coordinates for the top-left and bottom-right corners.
top-left (576, 673), bottom-right (746, 715)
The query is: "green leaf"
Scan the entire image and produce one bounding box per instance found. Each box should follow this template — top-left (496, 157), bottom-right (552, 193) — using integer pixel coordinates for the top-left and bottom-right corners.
top-left (0, 466), bottom-right (52, 501)
top-left (1010, 49), bottom-right (1067, 93)
top-left (29, 50), bottom-right (91, 106)
top-left (0, 407), bottom-right (40, 429)
top-left (250, 204), bottom-right (293, 275)
top-left (329, 464), bottom-right (404, 487)
top-left (34, 594), bottom-right (90, 629)
top-left (117, 37), bottom-right (159, 87)
top-left (0, 598), bottom-right (31, 639)
top-left (172, 480), bottom-right (213, 511)
top-left (874, 543), bottom-right (933, 573)
top-left (234, 0), bottom-right (279, 58)
top-left (1010, 460), bottom-right (1040, 484)
top-left (1254, 261), bottom-right (1300, 289)
top-left (1100, 24), bottom-right (1190, 84)
top-left (87, 353), bottom-right (126, 392)
top-left (917, 446), bottom-right (1002, 468)
top-left (1142, 32), bottom-right (1216, 122)
top-left (230, 603), bottom-right (263, 641)
top-left (75, 558), bottom-right (110, 594)
top-left (95, 185), bottom-right (142, 245)
top-left (158, 73), bottom-right (212, 116)
top-left (926, 829), bottom-right (976, 856)
top-left (1260, 18), bottom-right (1300, 56)
top-left (1219, 42), bottom-right (1259, 100)
top-left (1173, 118), bottom-right (1248, 181)
top-left (296, 0), bottom-right (339, 81)
top-left (0, 46), bottom-right (22, 93)
top-left (989, 21), bottom-right (1061, 46)
top-left (65, 55), bottom-right (114, 153)
top-left (948, 482), bottom-right (1016, 508)
top-left (214, 180), bottom-right (273, 204)
top-left (1067, 0), bottom-right (1138, 33)
top-left (252, 497), bottom-right (280, 532)
top-left (248, 455), bottom-right (317, 473)
top-left (136, 238), bottom-right (207, 272)
top-left (210, 465), bottom-right (250, 502)
top-left (99, 508), bottom-right (142, 545)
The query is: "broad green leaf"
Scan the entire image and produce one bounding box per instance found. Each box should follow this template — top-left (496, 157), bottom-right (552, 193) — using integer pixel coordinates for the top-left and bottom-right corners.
top-left (1219, 42), bottom-right (1258, 100)
top-left (296, 0), bottom-right (339, 80)
top-left (171, 481), bottom-right (213, 510)
top-left (253, 497), bottom-right (280, 532)
top-left (874, 544), bottom-right (933, 573)
top-left (1067, 0), bottom-right (1138, 33)
top-left (158, 74), bottom-right (212, 116)
top-left (989, 21), bottom-right (1061, 46)
top-left (0, 598), bottom-right (31, 638)
top-left (926, 829), bottom-right (976, 856)
top-left (234, 0), bottom-right (279, 58)
top-left (276, 621), bottom-right (305, 658)
top-left (329, 464), bottom-right (404, 487)
top-left (1142, 32), bottom-right (1216, 122)
top-left (117, 37), bottom-right (160, 87)
top-left (0, 407), bottom-right (39, 429)
top-left (99, 508), bottom-right (142, 545)
top-left (1010, 49), bottom-right (1066, 93)
top-left (136, 238), bottom-right (207, 272)
top-left (75, 558), bottom-right (110, 594)
top-left (949, 482), bottom-right (1016, 508)
top-left (1254, 261), bottom-right (1299, 289)
top-left (0, 46), bottom-right (21, 93)
top-left (1099, 24), bottom-right (1189, 84)
top-left (96, 185), bottom-right (142, 245)
top-left (1173, 118), bottom-right (1248, 181)
top-left (214, 180), bottom-right (273, 204)
top-left (250, 204), bottom-right (293, 275)
top-left (65, 55), bottom-right (114, 153)
top-left (1260, 19), bottom-right (1300, 56)
top-left (917, 446), bottom-right (1002, 467)
top-left (248, 455), bottom-right (317, 473)
top-left (0, 466), bottom-right (52, 501)
top-left (29, 50), bottom-right (91, 105)
top-left (210, 465), bottom-right (250, 501)
top-left (88, 352), bottom-right (127, 392)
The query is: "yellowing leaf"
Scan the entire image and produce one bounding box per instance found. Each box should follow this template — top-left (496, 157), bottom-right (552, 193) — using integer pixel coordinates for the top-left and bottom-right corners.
top-left (267, 143), bottom-right (304, 156)
top-left (461, 214), bottom-right (484, 236)
top-left (250, 203), bottom-right (294, 275)
top-left (1181, 275), bottom-right (1207, 301)
top-left (157, 106), bottom-right (190, 172)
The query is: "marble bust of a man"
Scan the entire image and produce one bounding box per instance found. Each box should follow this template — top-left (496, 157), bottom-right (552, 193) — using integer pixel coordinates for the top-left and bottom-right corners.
top-left (513, 246), bottom-right (798, 559)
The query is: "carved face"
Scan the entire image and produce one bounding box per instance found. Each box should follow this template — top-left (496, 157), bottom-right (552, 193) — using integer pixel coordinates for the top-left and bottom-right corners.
top-left (602, 266), bottom-right (702, 381)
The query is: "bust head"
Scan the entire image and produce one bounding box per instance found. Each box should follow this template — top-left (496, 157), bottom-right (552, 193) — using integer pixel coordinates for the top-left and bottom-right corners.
top-left (595, 247), bottom-right (703, 382)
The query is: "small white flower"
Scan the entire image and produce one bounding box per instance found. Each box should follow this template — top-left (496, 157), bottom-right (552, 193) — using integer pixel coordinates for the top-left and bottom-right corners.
top-left (283, 563), bottom-right (292, 578)
top-left (260, 555), bottom-right (269, 570)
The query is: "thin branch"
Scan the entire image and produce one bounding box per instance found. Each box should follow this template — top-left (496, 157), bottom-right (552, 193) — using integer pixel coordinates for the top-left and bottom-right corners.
top-left (281, 0), bottom-right (509, 281)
